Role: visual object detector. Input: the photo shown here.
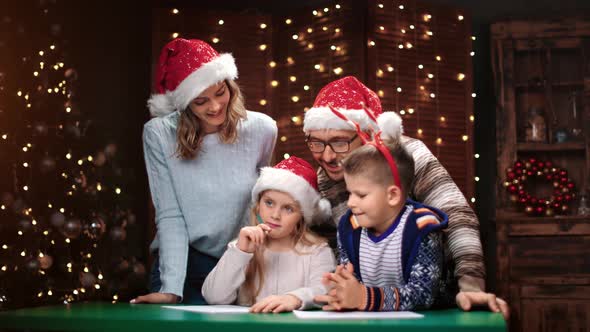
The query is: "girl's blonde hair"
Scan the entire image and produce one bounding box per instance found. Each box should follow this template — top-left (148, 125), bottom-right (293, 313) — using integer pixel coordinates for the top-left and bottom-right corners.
top-left (175, 80), bottom-right (247, 160)
top-left (242, 191), bottom-right (326, 305)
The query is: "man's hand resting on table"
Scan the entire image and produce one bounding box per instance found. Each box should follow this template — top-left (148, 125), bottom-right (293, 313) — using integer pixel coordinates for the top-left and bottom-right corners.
top-left (456, 291), bottom-right (509, 320)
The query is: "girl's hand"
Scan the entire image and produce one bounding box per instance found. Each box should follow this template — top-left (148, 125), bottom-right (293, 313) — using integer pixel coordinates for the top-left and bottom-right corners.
top-left (237, 224), bottom-right (271, 253)
top-left (250, 294), bottom-right (302, 313)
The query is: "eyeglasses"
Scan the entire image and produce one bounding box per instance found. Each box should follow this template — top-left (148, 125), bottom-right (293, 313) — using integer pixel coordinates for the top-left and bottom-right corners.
top-left (306, 134), bottom-right (358, 153)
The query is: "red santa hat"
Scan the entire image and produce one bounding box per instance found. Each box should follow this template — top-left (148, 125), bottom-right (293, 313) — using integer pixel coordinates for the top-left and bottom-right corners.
top-left (147, 38), bottom-right (238, 117)
top-left (303, 76), bottom-right (403, 141)
top-left (251, 156), bottom-right (331, 225)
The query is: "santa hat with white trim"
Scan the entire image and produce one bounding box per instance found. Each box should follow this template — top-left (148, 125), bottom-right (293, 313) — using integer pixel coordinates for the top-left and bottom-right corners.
top-left (147, 38), bottom-right (238, 117)
top-left (251, 156), bottom-right (331, 225)
top-left (303, 76), bottom-right (404, 141)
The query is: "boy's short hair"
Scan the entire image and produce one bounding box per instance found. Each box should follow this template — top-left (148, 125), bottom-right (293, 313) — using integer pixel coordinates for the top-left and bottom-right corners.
top-left (342, 141), bottom-right (415, 196)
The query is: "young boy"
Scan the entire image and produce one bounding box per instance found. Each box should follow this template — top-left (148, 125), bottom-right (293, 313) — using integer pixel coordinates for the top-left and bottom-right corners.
top-left (317, 141), bottom-right (448, 311)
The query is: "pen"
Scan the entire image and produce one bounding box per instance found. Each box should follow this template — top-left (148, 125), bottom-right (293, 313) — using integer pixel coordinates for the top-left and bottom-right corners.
top-left (256, 214), bottom-right (270, 234)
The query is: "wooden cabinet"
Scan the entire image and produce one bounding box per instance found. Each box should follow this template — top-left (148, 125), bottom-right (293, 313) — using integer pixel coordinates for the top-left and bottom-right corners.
top-left (492, 19), bottom-right (590, 332)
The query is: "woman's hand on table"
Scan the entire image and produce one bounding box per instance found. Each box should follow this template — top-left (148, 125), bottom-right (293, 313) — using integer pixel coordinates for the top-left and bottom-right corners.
top-left (130, 292), bottom-right (180, 304)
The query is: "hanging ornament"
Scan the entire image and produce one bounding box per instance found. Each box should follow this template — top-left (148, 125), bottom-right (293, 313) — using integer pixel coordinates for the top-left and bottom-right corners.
top-left (39, 155), bottom-right (57, 173)
top-left (131, 260), bottom-right (146, 279)
top-left (93, 151), bottom-right (107, 167)
top-left (74, 172), bottom-right (87, 189)
top-left (62, 218), bottom-right (82, 239)
top-left (12, 198), bottom-right (25, 213)
top-left (17, 218), bottom-right (33, 232)
top-left (115, 257), bottom-right (130, 274)
top-left (84, 215), bottom-right (106, 240)
top-left (1, 192), bottom-right (14, 208)
top-left (79, 272), bottom-right (98, 288)
top-left (64, 122), bottom-right (81, 139)
top-left (104, 143), bottom-right (117, 158)
top-left (25, 257), bottom-right (40, 274)
top-left (109, 226), bottom-right (126, 241)
top-left (505, 158), bottom-right (576, 216)
top-left (33, 122), bottom-right (49, 136)
top-left (64, 68), bottom-right (77, 81)
top-left (126, 210), bottom-right (136, 225)
top-left (38, 254), bottom-right (54, 270)
top-left (50, 211), bottom-right (66, 228)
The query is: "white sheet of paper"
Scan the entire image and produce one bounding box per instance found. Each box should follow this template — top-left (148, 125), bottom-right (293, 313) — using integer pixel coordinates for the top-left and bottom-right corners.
top-left (162, 305), bottom-right (250, 314)
top-left (293, 310), bottom-right (424, 320)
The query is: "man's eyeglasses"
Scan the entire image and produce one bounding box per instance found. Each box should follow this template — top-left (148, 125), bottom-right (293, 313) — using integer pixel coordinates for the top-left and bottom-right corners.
top-left (306, 134), bottom-right (358, 153)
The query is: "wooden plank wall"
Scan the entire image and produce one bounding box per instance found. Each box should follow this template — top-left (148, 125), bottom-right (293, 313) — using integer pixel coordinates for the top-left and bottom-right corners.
top-left (368, 0), bottom-right (474, 199)
top-left (151, 1), bottom-right (474, 199)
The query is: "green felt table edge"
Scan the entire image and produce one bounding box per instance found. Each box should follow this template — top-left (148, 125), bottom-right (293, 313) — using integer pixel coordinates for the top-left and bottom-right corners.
top-left (0, 302), bottom-right (506, 332)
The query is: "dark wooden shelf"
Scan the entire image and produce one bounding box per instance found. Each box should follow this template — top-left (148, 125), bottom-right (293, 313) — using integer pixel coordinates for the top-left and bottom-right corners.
top-left (515, 81), bottom-right (584, 90)
top-left (496, 210), bottom-right (590, 222)
top-left (516, 141), bottom-right (586, 151)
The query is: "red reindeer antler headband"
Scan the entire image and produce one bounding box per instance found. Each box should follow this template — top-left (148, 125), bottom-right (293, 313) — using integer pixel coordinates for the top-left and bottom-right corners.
top-left (328, 105), bottom-right (402, 189)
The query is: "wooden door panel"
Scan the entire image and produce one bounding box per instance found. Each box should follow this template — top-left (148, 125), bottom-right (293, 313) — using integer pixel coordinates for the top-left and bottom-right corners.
top-left (508, 236), bottom-right (590, 279)
top-left (521, 299), bottom-right (590, 332)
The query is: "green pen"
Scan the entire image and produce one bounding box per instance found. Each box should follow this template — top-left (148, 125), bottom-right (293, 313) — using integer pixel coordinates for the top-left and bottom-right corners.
top-left (256, 214), bottom-right (270, 234)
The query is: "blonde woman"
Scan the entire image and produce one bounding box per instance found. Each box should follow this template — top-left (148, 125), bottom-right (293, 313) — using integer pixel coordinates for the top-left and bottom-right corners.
top-left (131, 39), bottom-right (277, 304)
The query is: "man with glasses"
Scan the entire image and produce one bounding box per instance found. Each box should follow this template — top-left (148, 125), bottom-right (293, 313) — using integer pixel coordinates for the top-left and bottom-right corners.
top-left (304, 76), bottom-right (508, 319)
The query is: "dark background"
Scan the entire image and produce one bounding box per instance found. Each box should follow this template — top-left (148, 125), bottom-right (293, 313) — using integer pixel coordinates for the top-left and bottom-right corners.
top-left (4, 0), bottom-right (590, 292)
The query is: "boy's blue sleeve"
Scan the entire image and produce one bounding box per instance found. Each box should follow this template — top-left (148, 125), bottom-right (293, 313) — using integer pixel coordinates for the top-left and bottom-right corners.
top-left (361, 232), bottom-right (443, 311)
top-left (336, 231), bottom-right (350, 266)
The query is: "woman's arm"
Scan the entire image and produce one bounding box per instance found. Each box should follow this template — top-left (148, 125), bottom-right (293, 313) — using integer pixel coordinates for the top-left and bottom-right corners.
top-left (142, 123), bottom-right (189, 299)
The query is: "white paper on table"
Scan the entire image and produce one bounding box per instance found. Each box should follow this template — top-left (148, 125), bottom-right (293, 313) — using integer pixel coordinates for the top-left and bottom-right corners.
top-left (293, 310), bottom-right (424, 320)
top-left (162, 305), bottom-right (250, 314)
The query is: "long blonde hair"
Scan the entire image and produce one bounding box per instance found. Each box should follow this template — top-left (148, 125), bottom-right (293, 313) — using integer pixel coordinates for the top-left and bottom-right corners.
top-left (242, 193), bottom-right (326, 305)
top-left (175, 80), bottom-right (247, 159)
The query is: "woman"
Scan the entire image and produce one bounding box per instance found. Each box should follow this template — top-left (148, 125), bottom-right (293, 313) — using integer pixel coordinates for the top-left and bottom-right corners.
top-left (131, 38), bottom-right (277, 304)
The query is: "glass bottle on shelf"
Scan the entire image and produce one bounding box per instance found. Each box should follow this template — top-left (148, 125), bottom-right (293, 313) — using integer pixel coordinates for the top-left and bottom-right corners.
top-left (578, 193), bottom-right (590, 216)
top-left (570, 91), bottom-right (583, 140)
top-left (525, 107), bottom-right (547, 143)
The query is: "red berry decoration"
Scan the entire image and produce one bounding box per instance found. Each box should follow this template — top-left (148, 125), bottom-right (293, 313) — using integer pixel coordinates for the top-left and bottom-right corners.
top-left (505, 158), bottom-right (576, 216)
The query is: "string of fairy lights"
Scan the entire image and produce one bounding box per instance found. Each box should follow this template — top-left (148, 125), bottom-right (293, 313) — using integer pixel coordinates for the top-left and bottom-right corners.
top-left (163, 1), bottom-right (481, 202)
top-left (371, 2), bottom-right (480, 203)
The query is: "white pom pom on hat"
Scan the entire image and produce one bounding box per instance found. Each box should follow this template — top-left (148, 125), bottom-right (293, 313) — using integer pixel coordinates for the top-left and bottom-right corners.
top-left (377, 111), bottom-right (404, 141)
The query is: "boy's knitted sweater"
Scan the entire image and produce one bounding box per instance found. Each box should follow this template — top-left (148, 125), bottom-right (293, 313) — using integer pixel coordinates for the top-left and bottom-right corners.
top-left (337, 200), bottom-right (448, 311)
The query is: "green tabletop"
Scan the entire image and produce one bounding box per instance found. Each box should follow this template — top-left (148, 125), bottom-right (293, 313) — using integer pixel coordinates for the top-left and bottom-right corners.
top-left (0, 302), bottom-right (505, 332)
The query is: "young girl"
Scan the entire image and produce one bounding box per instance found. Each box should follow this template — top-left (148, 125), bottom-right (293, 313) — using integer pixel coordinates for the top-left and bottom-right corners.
top-left (202, 156), bottom-right (336, 313)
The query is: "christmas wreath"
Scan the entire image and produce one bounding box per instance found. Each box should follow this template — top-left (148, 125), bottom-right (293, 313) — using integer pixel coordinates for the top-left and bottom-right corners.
top-left (505, 158), bottom-right (576, 216)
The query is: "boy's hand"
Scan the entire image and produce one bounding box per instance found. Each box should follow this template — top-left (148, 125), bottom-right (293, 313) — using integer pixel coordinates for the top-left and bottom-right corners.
top-left (237, 224), bottom-right (271, 253)
top-left (250, 294), bottom-right (302, 313)
top-left (314, 263), bottom-right (364, 311)
top-left (328, 263), bottom-right (365, 310)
